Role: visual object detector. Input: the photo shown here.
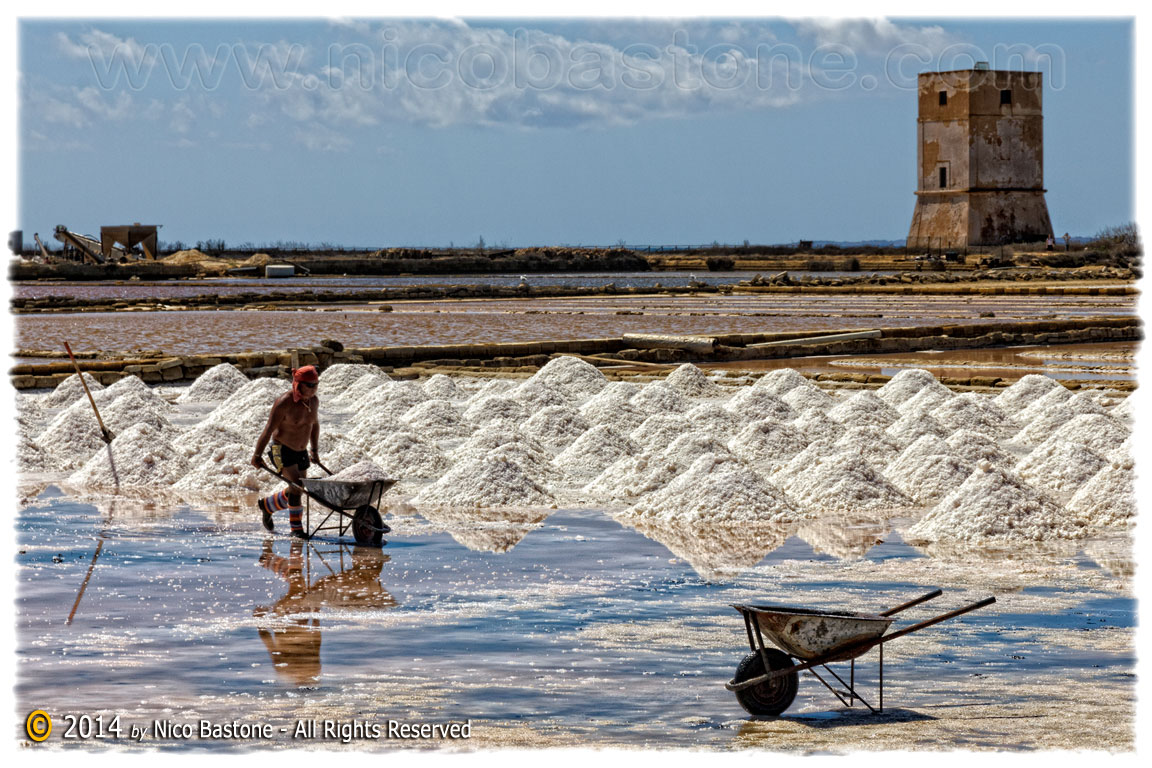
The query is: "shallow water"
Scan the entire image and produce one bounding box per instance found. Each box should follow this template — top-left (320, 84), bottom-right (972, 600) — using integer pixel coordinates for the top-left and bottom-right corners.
top-left (14, 292), bottom-right (1135, 358)
top-left (16, 488), bottom-right (1134, 751)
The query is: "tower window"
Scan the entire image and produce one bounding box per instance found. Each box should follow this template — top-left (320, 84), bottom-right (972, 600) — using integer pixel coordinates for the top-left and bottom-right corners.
top-left (939, 167), bottom-right (948, 188)
top-left (939, 90), bottom-right (947, 106)
top-left (1000, 89), bottom-right (1012, 105)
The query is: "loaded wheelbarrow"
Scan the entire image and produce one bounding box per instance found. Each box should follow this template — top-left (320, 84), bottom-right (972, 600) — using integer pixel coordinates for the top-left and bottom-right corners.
top-left (262, 463), bottom-right (394, 547)
top-left (725, 589), bottom-right (995, 716)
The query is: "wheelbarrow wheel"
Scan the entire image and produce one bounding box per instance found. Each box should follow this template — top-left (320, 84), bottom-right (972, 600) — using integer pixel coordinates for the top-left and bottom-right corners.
top-left (352, 505), bottom-right (384, 547)
top-left (734, 649), bottom-right (798, 716)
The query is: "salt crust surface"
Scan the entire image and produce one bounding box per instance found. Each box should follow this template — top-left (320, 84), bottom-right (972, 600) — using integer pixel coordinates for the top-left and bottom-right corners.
top-left (886, 411), bottom-right (950, 447)
top-left (781, 384), bottom-right (833, 412)
top-left (401, 399), bottom-right (470, 440)
top-left (175, 441), bottom-right (271, 494)
top-left (725, 388), bottom-right (797, 423)
top-left (522, 405), bottom-right (590, 454)
top-left (330, 373), bottom-right (391, 410)
top-left (1050, 413), bottom-right (1130, 456)
top-left (317, 363), bottom-right (388, 401)
top-left (792, 407), bottom-right (846, 442)
top-left (176, 364), bottom-right (248, 404)
top-left (835, 426), bottom-right (902, 468)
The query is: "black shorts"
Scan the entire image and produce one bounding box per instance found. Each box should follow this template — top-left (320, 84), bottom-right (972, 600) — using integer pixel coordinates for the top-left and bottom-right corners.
top-left (269, 442), bottom-right (310, 473)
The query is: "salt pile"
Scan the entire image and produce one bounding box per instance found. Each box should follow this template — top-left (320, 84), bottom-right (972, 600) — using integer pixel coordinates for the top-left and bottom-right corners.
top-left (781, 384), bottom-right (833, 412)
top-left (1067, 458), bottom-right (1136, 529)
top-left (792, 407), bottom-right (846, 442)
top-left (727, 419), bottom-right (809, 472)
top-left (776, 449), bottom-right (910, 513)
top-left (354, 381), bottom-right (425, 420)
top-left (464, 378), bottom-right (516, 404)
top-left (96, 374), bottom-right (159, 404)
top-left (623, 453), bottom-right (798, 524)
top-left (1110, 396), bottom-right (1134, 422)
top-left (945, 429), bottom-right (1017, 467)
top-left (769, 439), bottom-right (843, 490)
top-left (726, 388), bottom-right (797, 423)
top-left (1012, 403), bottom-right (1087, 448)
top-left (463, 395), bottom-right (530, 427)
top-left (173, 421), bottom-right (246, 460)
top-left (584, 451), bottom-right (682, 502)
top-left (827, 391), bottom-right (898, 429)
top-left (412, 456), bottom-right (554, 508)
top-left (553, 425), bottom-right (638, 479)
top-left (328, 459), bottom-right (393, 484)
top-left (882, 435), bottom-right (974, 504)
top-left (1015, 436), bottom-right (1107, 500)
top-left (485, 442), bottom-right (567, 485)
top-left (18, 435), bottom-right (52, 473)
top-left (175, 442), bottom-right (271, 494)
top-left (659, 432), bottom-right (733, 468)
top-left (317, 363), bottom-right (387, 401)
top-left (664, 363), bottom-right (722, 397)
top-left (630, 382), bottom-right (688, 414)
top-left (929, 393), bottom-right (1013, 436)
top-left (752, 368), bottom-right (811, 396)
top-left (835, 426), bottom-right (902, 467)
top-left (176, 363), bottom-right (249, 404)
top-left (367, 432), bottom-right (449, 479)
top-left (629, 414), bottom-right (695, 453)
top-left (877, 368), bottom-right (951, 407)
top-left (401, 399), bottom-right (470, 440)
top-left (206, 378), bottom-right (289, 437)
top-left (684, 402), bottom-right (743, 439)
top-left (1015, 387), bottom-right (1098, 427)
top-left (994, 373), bottom-right (1065, 413)
top-left (453, 427), bottom-right (550, 462)
top-left (886, 411), bottom-right (950, 447)
top-left (521, 405), bottom-right (590, 454)
top-left (67, 422), bottom-right (191, 489)
top-left (579, 394), bottom-right (648, 433)
top-left (422, 373), bottom-right (462, 401)
top-left (524, 356), bottom-right (607, 401)
top-left (898, 384), bottom-right (954, 415)
top-left (321, 433), bottom-right (371, 474)
top-left (44, 372), bottom-right (104, 407)
top-left (906, 463), bottom-right (1087, 543)
top-left (345, 407), bottom-right (404, 448)
top-left (38, 391), bottom-right (175, 470)
top-left (331, 373), bottom-right (392, 410)
top-left (513, 379), bottom-right (571, 410)
top-left (1050, 413), bottom-right (1130, 456)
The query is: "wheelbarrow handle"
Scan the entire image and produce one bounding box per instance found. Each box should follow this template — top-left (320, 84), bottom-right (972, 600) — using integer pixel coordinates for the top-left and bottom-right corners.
top-left (878, 595), bottom-right (997, 646)
top-left (880, 588), bottom-right (943, 617)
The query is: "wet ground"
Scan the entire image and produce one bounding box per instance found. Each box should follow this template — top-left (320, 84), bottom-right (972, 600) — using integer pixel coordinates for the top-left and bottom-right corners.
top-left (14, 292), bottom-right (1135, 359)
top-left (15, 487), bottom-right (1134, 752)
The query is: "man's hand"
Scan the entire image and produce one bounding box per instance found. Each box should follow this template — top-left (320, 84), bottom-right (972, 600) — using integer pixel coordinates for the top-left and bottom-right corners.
top-left (251, 454), bottom-right (268, 470)
top-left (309, 449), bottom-right (320, 464)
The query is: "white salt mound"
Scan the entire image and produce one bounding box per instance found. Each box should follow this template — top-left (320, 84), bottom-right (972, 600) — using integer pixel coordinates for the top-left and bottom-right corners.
top-left (175, 442), bottom-right (270, 494)
top-left (782, 384), bottom-right (833, 412)
top-left (553, 425), bottom-right (638, 479)
top-left (465, 378), bottom-right (516, 404)
top-left (1110, 396), bottom-right (1134, 422)
top-left (1050, 413), bottom-right (1129, 456)
top-left (173, 421), bottom-right (246, 460)
top-left (1067, 458), bottom-right (1136, 529)
top-left (367, 432), bottom-right (449, 479)
top-left (513, 379), bottom-right (572, 410)
top-left (792, 407), bottom-right (846, 442)
top-left (45, 373), bottom-right (104, 407)
top-left (584, 451), bottom-right (682, 503)
top-left (177, 364), bottom-right (249, 404)
top-left (930, 393), bottom-right (1013, 435)
top-left (463, 395), bottom-right (530, 426)
top-left (752, 368), bottom-right (811, 396)
top-left (38, 391), bottom-right (175, 471)
top-left (835, 426), bottom-right (902, 467)
top-left (1015, 436), bottom-right (1108, 501)
top-left (630, 382), bottom-right (688, 414)
top-left (778, 449), bottom-right (910, 513)
top-left (67, 422), bottom-right (191, 489)
top-left (659, 431), bottom-right (732, 468)
top-left (521, 405), bottom-right (590, 454)
top-left (877, 368), bottom-right (950, 407)
top-left (883, 435), bottom-right (973, 505)
top-left (401, 399), bottom-right (470, 440)
top-left (422, 374), bottom-right (462, 401)
top-left (629, 414), bottom-right (695, 453)
top-left (525, 356), bottom-right (607, 401)
top-left (684, 402), bottom-right (743, 438)
top-left (453, 427), bottom-right (550, 463)
top-left (97, 374), bottom-right (158, 404)
top-left (412, 456), bottom-right (554, 507)
top-left (886, 411), bottom-right (950, 447)
top-left (726, 388), bottom-right (797, 422)
top-left (945, 429), bottom-right (1016, 467)
top-left (623, 453), bottom-right (798, 524)
top-left (664, 363), bottom-right (722, 397)
top-left (827, 391), bottom-right (898, 429)
top-left (728, 419), bottom-right (809, 472)
top-left (354, 380), bottom-right (425, 420)
top-left (579, 395), bottom-right (648, 433)
top-left (331, 373), bottom-right (392, 410)
top-left (907, 464), bottom-right (1087, 543)
top-left (898, 384), bottom-right (954, 415)
top-left (1016, 388), bottom-right (1099, 429)
top-left (18, 435), bottom-right (52, 473)
top-left (995, 374), bottom-right (1065, 413)
top-left (328, 459), bottom-right (393, 484)
top-left (318, 363), bottom-right (388, 400)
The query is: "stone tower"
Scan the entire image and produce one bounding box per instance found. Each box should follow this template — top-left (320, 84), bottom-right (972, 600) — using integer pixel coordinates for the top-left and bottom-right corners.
top-left (906, 67), bottom-right (1052, 249)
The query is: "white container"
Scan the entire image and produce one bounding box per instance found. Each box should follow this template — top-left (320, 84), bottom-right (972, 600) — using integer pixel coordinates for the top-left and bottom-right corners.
top-left (265, 264), bottom-right (295, 278)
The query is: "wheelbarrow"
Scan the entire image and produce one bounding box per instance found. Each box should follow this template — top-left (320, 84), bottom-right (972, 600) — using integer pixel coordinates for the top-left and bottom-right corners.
top-left (261, 463), bottom-right (395, 547)
top-left (725, 589), bottom-right (995, 716)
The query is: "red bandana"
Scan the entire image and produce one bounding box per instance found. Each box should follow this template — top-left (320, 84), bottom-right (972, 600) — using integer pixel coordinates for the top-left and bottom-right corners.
top-left (291, 365), bottom-right (320, 402)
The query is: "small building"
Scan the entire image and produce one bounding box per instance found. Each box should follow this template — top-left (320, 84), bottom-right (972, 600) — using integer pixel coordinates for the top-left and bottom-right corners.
top-left (906, 66), bottom-right (1053, 249)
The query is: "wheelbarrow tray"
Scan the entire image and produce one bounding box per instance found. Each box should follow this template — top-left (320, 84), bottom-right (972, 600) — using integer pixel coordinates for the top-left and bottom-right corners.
top-left (301, 477), bottom-right (396, 511)
top-left (735, 604), bottom-right (893, 663)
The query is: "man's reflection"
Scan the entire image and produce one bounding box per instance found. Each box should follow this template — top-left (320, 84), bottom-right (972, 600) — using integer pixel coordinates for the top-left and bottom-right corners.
top-left (254, 539), bottom-right (397, 685)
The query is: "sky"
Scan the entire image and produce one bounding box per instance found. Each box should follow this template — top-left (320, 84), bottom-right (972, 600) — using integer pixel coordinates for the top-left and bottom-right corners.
top-left (14, 15), bottom-right (1135, 248)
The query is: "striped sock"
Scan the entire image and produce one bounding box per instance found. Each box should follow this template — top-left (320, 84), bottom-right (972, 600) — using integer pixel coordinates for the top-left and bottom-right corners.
top-left (261, 489), bottom-right (290, 514)
top-left (289, 506), bottom-right (303, 532)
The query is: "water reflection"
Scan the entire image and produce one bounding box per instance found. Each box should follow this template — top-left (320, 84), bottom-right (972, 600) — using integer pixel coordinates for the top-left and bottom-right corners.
top-left (614, 515), bottom-right (791, 580)
top-left (253, 539), bottom-right (397, 685)
top-left (415, 505), bottom-right (550, 553)
top-left (795, 513), bottom-right (892, 560)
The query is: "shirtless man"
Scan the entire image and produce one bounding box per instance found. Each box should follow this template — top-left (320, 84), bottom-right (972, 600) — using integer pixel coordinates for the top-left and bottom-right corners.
top-left (251, 365), bottom-right (322, 537)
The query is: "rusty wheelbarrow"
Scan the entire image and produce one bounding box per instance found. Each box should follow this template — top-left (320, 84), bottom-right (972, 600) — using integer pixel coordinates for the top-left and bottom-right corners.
top-left (725, 589), bottom-right (995, 716)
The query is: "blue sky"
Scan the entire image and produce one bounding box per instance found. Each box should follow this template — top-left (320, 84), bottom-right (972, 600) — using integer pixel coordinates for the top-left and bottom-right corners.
top-left (16, 17), bottom-right (1134, 247)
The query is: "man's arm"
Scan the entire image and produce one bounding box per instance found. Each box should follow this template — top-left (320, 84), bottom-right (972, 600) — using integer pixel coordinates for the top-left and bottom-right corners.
top-left (309, 399), bottom-right (320, 461)
top-left (251, 398), bottom-right (286, 468)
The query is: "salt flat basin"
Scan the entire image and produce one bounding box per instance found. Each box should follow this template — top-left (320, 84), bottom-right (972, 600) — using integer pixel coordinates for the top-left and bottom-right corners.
top-left (736, 604), bottom-right (894, 662)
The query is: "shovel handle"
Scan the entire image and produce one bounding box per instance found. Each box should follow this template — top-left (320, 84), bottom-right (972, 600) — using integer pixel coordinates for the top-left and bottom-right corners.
top-left (63, 341), bottom-right (114, 444)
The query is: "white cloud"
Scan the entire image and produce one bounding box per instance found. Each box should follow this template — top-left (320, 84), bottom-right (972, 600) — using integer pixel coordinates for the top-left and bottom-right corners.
top-left (791, 18), bottom-right (955, 57)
